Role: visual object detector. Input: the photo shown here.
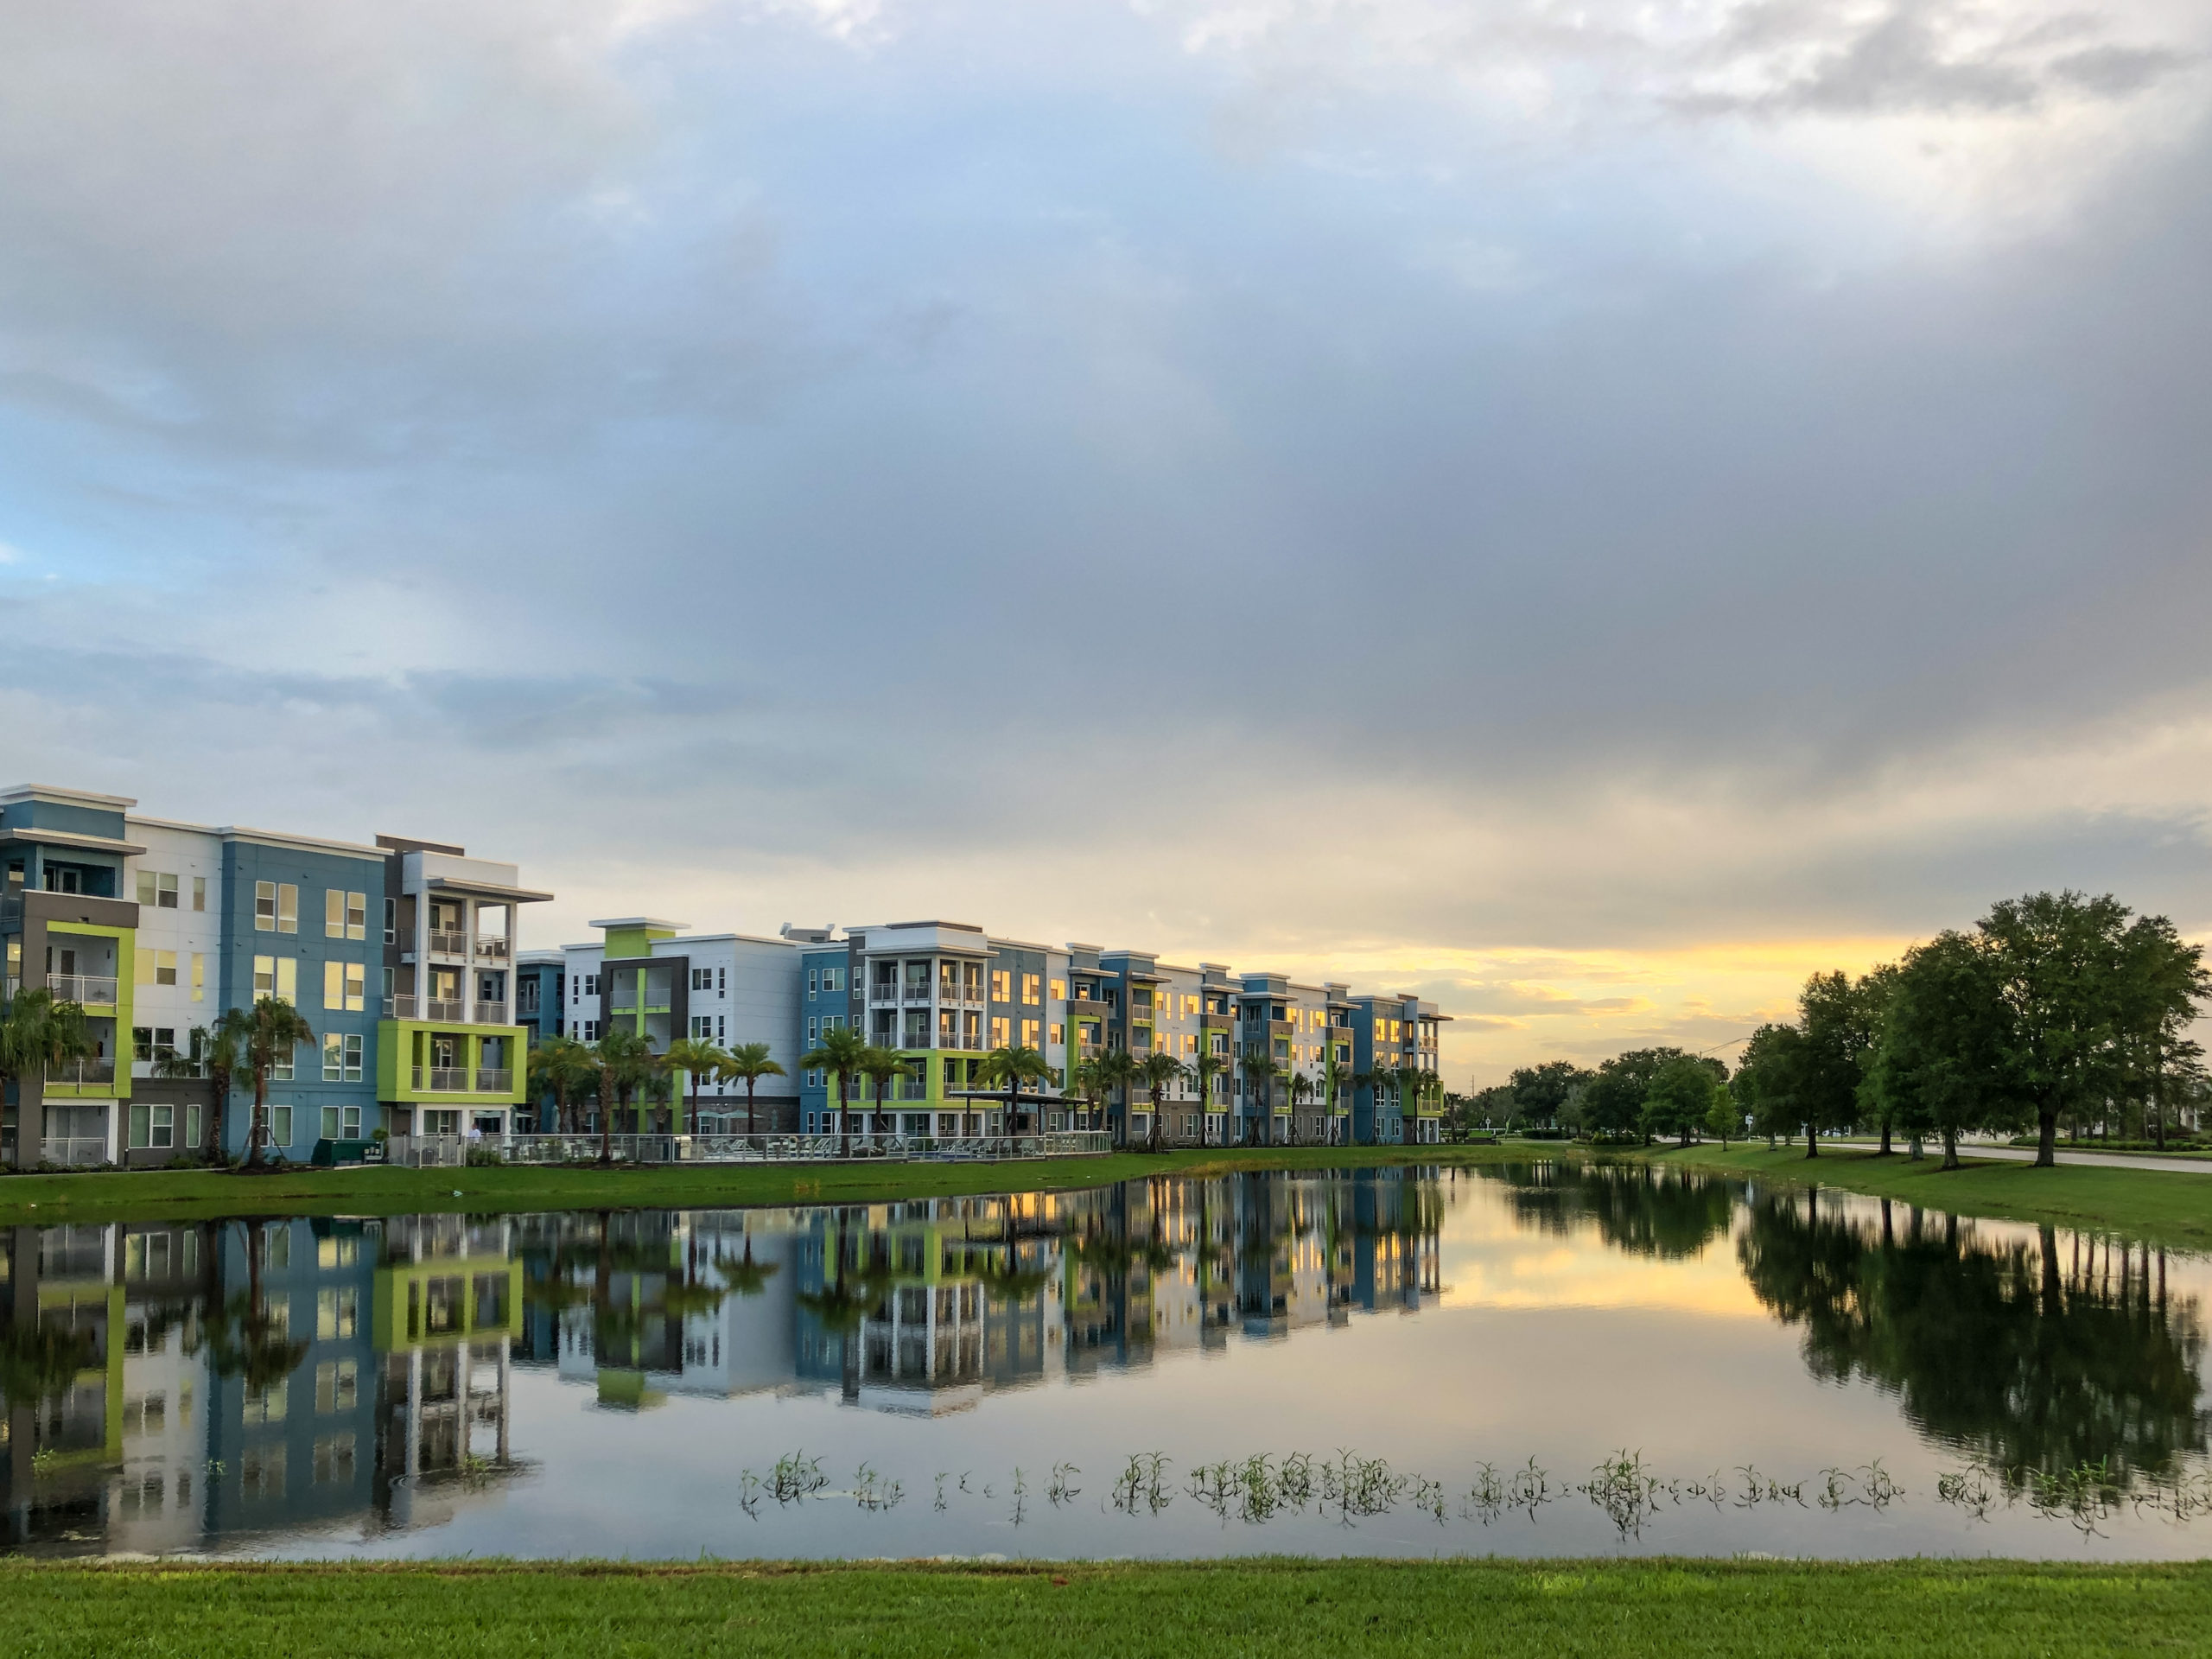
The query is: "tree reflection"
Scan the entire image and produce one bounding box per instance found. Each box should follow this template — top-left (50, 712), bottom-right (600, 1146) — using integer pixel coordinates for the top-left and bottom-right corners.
top-left (1484, 1161), bottom-right (1736, 1260)
top-left (1738, 1192), bottom-right (2209, 1482)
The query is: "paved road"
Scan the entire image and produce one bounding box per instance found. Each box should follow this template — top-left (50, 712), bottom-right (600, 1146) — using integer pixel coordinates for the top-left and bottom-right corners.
top-left (1921, 1142), bottom-right (2212, 1176)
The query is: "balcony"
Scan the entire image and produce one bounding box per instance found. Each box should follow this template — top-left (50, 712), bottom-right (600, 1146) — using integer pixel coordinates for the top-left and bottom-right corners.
top-left (475, 1067), bottom-right (512, 1092)
top-left (474, 938), bottom-right (510, 963)
top-left (473, 1002), bottom-right (511, 1027)
top-left (386, 994), bottom-right (417, 1019)
top-left (868, 983), bottom-right (900, 1007)
top-left (47, 1058), bottom-right (117, 1087)
top-left (48, 974), bottom-right (119, 1007)
top-left (427, 930), bottom-right (469, 957)
top-left (902, 986), bottom-right (932, 1005)
top-left (426, 998), bottom-right (465, 1022)
top-left (414, 1066), bottom-right (472, 1092)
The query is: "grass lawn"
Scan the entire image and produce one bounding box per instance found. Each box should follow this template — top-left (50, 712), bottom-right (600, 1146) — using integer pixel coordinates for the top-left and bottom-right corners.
top-left (0, 1143), bottom-right (1528, 1227)
top-left (1633, 1141), bottom-right (2212, 1253)
top-left (7, 1558), bottom-right (2208, 1658)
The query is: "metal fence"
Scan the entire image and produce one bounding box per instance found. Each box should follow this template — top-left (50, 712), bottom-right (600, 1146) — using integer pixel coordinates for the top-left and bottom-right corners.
top-left (379, 1130), bottom-right (1116, 1166)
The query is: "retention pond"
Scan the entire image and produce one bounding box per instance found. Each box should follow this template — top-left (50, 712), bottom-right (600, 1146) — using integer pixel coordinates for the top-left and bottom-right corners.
top-left (4, 1162), bottom-right (2208, 1559)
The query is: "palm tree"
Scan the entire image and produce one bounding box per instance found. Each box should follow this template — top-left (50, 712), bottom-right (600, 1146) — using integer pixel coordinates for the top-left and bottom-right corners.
top-left (1318, 1043), bottom-right (1352, 1147)
top-left (1241, 1045), bottom-right (1283, 1147)
top-left (527, 1033), bottom-right (598, 1136)
top-left (1188, 1050), bottom-right (1228, 1147)
top-left (238, 997), bottom-right (316, 1168)
top-left (661, 1036), bottom-right (725, 1137)
top-left (0, 988), bottom-right (92, 1166)
top-left (1071, 1049), bottom-right (1112, 1131)
top-left (715, 1042), bottom-right (787, 1138)
top-left (590, 1027), bottom-right (661, 1165)
top-left (151, 1026), bottom-right (220, 1163)
top-left (1084, 1046), bottom-right (1139, 1146)
top-left (1135, 1050), bottom-right (1182, 1153)
top-left (1391, 1063), bottom-right (1436, 1144)
top-left (855, 1046), bottom-right (912, 1144)
top-left (1284, 1069), bottom-right (1314, 1147)
top-left (800, 1025), bottom-right (871, 1159)
top-left (975, 1044), bottom-right (1056, 1135)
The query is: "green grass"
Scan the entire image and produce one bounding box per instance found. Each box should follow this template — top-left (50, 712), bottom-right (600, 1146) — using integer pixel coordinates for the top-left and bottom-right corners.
top-left (6, 1559), bottom-right (2208, 1658)
top-left (1635, 1142), bottom-right (2212, 1252)
top-left (0, 1144), bottom-right (1526, 1227)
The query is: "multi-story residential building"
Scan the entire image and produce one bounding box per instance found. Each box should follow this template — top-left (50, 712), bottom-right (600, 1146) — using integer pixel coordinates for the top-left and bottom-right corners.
top-left (1350, 993), bottom-right (1451, 1145)
top-left (2, 785), bottom-right (549, 1166)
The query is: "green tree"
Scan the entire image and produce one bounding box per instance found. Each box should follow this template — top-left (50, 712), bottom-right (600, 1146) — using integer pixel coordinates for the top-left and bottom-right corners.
top-left (1317, 1042), bottom-right (1353, 1145)
top-left (1864, 931), bottom-right (2021, 1169)
top-left (527, 1033), bottom-right (598, 1136)
top-left (661, 1036), bottom-right (725, 1136)
top-left (715, 1041), bottom-right (787, 1137)
top-left (590, 1027), bottom-right (661, 1166)
top-left (1641, 1054), bottom-right (1719, 1147)
top-left (1241, 1046), bottom-right (1283, 1146)
top-left (1796, 968), bottom-right (1890, 1159)
top-left (1187, 1050), bottom-right (1229, 1146)
top-left (1579, 1048), bottom-right (1688, 1141)
top-left (800, 1025), bottom-right (870, 1158)
top-left (1135, 1049), bottom-right (1182, 1152)
top-left (1083, 1046), bottom-right (1140, 1145)
top-left (1508, 1059), bottom-right (1593, 1129)
top-left (855, 1045), bottom-right (912, 1140)
top-left (236, 997), bottom-right (316, 1167)
top-left (975, 1042), bottom-right (1055, 1135)
top-left (0, 987), bottom-right (92, 1166)
top-left (1703, 1077), bottom-right (1742, 1147)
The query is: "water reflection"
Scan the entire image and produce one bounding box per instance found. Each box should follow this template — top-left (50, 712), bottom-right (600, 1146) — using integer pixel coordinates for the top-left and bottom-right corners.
top-left (0, 1165), bottom-right (2205, 1559)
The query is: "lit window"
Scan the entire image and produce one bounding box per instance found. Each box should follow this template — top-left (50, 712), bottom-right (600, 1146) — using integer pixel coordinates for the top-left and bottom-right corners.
top-left (326, 889), bottom-right (346, 938)
top-left (1021, 1019), bottom-right (1039, 1048)
top-left (277, 884), bottom-right (298, 934)
top-left (1049, 978), bottom-right (1065, 1001)
top-left (254, 955), bottom-right (276, 996)
top-left (192, 875), bottom-right (207, 912)
top-left (990, 970), bottom-right (1011, 1002)
top-left (255, 880), bottom-right (277, 931)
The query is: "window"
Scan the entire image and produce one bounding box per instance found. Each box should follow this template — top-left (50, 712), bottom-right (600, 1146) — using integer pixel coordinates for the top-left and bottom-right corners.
top-left (326, 889), bottom-right (344, 938)
top-left (321, 1033), bottom-right (363, 1084)
top-left (256, 881), bottom-right (277, 931)
top-left (806, 1016), bottom-right (818, 1042)
top-left (718, 967), bottom-right (726, 992)
top-left (186, 1103), bottom-right (202, 1147)
top-left (274, 957), bottom-right (296, 1002)
top-left (691, 967), bottom-right (712, 991)
top-left (1050, 978), bottom-right (1065, 1001)
top-left (312, 1433), bottom-right (356, 1486)
top-left (989, 1016), bottom-right (1011, 1046)
top-left (807, 969), bottom-right (818, 995)
top-left (582, 973), bottom-right (600, 996)
top-left (277, 883), bottom-right (298, 934)
top-left (1021, 973), bottom-right (1041, 1006)
top-left (1049, 1022), bottom-right (1065, 1046)
top-left (582, 1019), bottom-right (601, 1041)
top-left (136, 870), bottom-right (179, 909)
top-left (190, 952), bottom-right (205, 1002)
top-left (242, 1378), bottom-right (288, 1427)
top-left (315, 1359), bottom-right (359, 1414)
top-left (192, 875), bottom-right (207, 912)
top-left (270, 1104), bottom-right (295, 1145)
top-left (316, 1287), bottom-right (359, 1341)
top-left (320, 1102), bottom-right (362, 1138)
top-left (990, 969), bottom-right (1012, 1003)
top-left (1020, 1019), bottom-right (1039, 1048)
top-left (383, 897), bottom-right (396, 944)
top-left (127, 1103), bottom-right (175, 1149)
top-left (823, 966), bottom-right (844, 993)
top-left (325, 961), bottom-right (344, 1010)
top-left (254, 955), bottom-right (276, 995)
top-left (137, 948), bottom-right (178, 987)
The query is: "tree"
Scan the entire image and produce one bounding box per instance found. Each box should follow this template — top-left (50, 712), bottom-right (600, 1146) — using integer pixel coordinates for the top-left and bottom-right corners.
top-left (1135, 1050), bottom-right (1182, 1152)
top-left (1391, 1064), bottom-right (1438, 1141)
top-left (1188, 1050), bottom-right (1229, 1146)
top-left (1797, 969), bottom-right (1888, 1159)
top-left (1241, 1046), bottom-right (1283, 1146)
top-left (715, 1042), bottom-right (786, 1137)
top-left (0, 988), bottom-right (92, 1166)
top-left (855, 1046), bottom-right (912, 1141)
top-left (1508, 1060), bottom-right (1593, 1129)
top-left (975, 1042), bottom-right (1055, 1135)
top-left (1866, 930), bottom-right (2021, 1170)
top-left (237, 997), bottom-right (316, 1167)
top-left (1317, 1043), bottom-right (1352, 1145)
top-left (1580, 1049), bottom-right (1688, 1141)
top-left (800, 1025), bottom-right (870, 1159)
top-left (661, 1036), bottom-right (725, 1137)
top-left (194, 1014), bottom-right (247, 1160)
top-left (527, 1033), bottom-right (598, 1136)
top-left (2113, 913), bottom-right (2211, 1153)
top-left (1734, 1024), bottom-right (1806, 1149)
top-left (590, 1027), bottom-right (660, 1166)
top-left (1642, 1054), bottom-right (1719, 1148)
top-left (1083, 1046), bottom-right (1139, 1145)
top-left (1976, 892), bottom-right (2196, 1168)
top-left (1283, 1070), bottom-right (1314, 1147)
top-left (1703, 1078), bottom-right (1742, 1147)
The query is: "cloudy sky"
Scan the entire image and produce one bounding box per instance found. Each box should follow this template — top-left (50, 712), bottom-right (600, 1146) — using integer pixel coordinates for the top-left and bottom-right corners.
top-left (5, 0), bottom-right (2210, 1083)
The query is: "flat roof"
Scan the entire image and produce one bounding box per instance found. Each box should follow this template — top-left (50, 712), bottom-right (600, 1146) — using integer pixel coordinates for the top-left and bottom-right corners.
top-left (588, 917), bottom-right (689, 930)
top-left (1, 784), bottom-right (137, 810)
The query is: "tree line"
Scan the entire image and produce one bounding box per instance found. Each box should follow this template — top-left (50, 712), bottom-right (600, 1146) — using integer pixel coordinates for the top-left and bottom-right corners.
top-left (1466, 890), bottom-right (2209, 1170)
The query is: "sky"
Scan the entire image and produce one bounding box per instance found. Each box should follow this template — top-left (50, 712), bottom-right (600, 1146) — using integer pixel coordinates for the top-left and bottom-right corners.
top-left (4, 0), bottom-right (2211, 1086)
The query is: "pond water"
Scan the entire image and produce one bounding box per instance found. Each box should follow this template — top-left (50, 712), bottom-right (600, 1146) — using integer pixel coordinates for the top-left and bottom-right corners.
top-left (3, 1164), bottom-right (2208, 1560)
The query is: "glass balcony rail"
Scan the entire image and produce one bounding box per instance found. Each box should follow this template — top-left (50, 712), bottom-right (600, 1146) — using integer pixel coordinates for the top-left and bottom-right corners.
top-left (474, 1067), bottom-right (513, 1092)
top-left (901, 986), bottom-right (933, 1005)
top-left (425, 998), bottom-right (465, 1021)
top-left (414, 1065), bottom-right (472, 1091)
top-left (48, 973), bottom-right (119, 1006)
top-left (46, 1058), bottom-right (117, 1086)
top-left (385, 994), bottom-right (418, 1018)
top-left (427, 929), bottom-right (469, 957)
top-left (471, 1002), bottom-right (511, 1027)
top-left (41, 1135), bottom-right (110, 1166)
top-left (474, 938), bottom-right (510, 961)
top-left (868, 982), bottom-right (900, 1005)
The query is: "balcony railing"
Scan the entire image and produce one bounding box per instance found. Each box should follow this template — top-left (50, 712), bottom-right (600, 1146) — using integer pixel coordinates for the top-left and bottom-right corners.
top-left (469, 1002), bottom-right (509, 1027)
top-left (902, 986), bottom-right (932, 1005)
top-left (474, 938), bottom-right (510, 962)
top-left (47, 1058), bottom-right (117, 1087)
top-left (425, 998), bottom-right (465, 1021)
top-left (475, 1067), bottom-right (512, 1092)
top-left (385, 994), bottom-right (417, 1019)
top-left (414, 1066), bottom-right (472, 1092)
top-left (48, 974), bottom-right (119, 1007)
top-left (42, 1135), bottom-right (110, 1167)
top-left (868, 983), bottom-right (899, 1006)
top-left (427, 930), bottom-right (468, 957)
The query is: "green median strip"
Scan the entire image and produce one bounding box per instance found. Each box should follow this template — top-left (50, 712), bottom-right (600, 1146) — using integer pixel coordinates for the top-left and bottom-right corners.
top-left (5, 1558), bottom-right (2207, 1659)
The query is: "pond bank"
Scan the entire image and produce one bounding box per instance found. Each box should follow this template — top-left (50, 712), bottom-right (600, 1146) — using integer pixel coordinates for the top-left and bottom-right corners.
top-left (10, 1558), bottom-right (2204, 1656)
top-left (1626, 1141), bottom-right (2212, 1253)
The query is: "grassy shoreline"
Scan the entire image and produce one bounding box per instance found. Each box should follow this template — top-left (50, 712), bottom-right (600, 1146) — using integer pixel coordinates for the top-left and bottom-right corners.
top-left (6, 1558), bottom-right (2207, 1656)
top-left (0, 1143), bottom-right (1525, 1227)
top-left (1628, 1141), bottom-right (2212, 1253)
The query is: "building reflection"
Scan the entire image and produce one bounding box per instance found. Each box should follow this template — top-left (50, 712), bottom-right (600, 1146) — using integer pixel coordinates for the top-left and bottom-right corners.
top-left (0, 1171), bottom-right (1445, 1551)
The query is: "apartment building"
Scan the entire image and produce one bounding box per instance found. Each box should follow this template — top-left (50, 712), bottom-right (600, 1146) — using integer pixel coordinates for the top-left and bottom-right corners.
top-left (2, 785), bottom-right (548, 1166)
